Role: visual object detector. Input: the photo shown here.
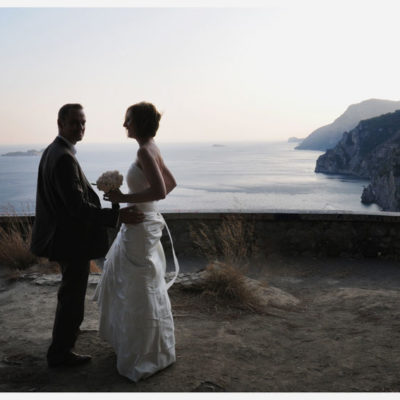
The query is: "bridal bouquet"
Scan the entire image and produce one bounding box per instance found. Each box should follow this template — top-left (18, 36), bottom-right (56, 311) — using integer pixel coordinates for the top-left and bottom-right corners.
top-left (95, 170), bottom-right (123, 193)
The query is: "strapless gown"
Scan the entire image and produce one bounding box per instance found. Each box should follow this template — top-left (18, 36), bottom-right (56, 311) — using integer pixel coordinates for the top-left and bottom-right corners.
top-left (93, 163), bottom-right (179, 382)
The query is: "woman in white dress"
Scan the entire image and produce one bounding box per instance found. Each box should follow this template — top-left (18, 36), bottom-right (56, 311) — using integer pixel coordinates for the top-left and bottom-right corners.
top-left (94, 102), bottom-right (179, 382)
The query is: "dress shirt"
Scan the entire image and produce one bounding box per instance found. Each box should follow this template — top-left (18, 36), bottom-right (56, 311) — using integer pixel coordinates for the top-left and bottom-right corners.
top-left (57, 135), bottom-right (77, 155)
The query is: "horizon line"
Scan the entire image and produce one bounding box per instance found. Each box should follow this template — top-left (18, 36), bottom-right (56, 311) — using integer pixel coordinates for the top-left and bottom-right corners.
top-left (0, 139), bottom-right (301, 146)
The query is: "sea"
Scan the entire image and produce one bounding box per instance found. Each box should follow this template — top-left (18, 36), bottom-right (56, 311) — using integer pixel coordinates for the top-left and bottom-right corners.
top-left (0, 141), bottom-right (387, 215)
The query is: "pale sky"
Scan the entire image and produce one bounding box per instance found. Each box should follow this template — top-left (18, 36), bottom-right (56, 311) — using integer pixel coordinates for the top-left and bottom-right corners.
top-left (1, 0), bottom-right (400, 145)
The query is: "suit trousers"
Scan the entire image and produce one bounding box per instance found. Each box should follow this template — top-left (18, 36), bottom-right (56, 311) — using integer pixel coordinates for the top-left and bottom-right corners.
top-left (47, 259), bottom-right (90, 360)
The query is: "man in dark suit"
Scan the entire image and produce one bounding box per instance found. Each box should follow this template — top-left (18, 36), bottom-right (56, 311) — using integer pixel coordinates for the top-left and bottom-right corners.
top-left (31, 103), bottom-right (142, 367)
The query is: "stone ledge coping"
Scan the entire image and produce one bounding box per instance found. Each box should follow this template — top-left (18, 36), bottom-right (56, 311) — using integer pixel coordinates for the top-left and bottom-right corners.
top-left (2, 210), bottom-right (400, 223)
top-left (159, 211), bottom-right (400, 222)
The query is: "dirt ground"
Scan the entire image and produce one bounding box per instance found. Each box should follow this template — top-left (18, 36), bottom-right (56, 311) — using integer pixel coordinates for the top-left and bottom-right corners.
top-left (1, 254), bottom-right (400, 392)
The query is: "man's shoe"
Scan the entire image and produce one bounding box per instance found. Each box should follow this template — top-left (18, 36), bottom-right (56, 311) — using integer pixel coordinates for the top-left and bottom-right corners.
top-left (48, 351), bottom-right (92, 368)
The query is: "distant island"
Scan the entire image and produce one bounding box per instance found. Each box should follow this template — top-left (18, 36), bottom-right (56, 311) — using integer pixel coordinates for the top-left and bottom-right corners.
top-left (212, 144), bottom-right (225, 147)
top-left (288, 137), bottom-right (304, 143)
top-left (296, 98), bottom-right (400, 151)
top-left (2, 149), bottom-right (44, 157)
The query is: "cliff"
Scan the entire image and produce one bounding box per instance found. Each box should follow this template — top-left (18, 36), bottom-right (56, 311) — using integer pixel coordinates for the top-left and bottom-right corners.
top-left (296, 99), bottom-right (400, 151)
top-left (315, 110), bottom-right (400, 211)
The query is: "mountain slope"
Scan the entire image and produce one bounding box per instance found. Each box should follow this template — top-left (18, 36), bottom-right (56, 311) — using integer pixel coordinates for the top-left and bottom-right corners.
top-left (296, 99), bottom-right (400, 151)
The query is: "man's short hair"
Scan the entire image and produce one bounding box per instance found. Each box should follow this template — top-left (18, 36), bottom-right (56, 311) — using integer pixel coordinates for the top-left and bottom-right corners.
top-left (58, 103), bottom-right (83, 123)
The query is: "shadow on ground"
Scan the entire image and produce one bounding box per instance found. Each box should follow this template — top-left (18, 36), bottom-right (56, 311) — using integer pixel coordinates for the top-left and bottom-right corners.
top-left (1, 254), bottom-right (400, 392)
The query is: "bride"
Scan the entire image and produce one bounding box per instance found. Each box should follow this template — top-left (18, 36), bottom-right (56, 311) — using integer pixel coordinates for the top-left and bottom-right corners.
top-left (94, 102), bottom-right (179, 382)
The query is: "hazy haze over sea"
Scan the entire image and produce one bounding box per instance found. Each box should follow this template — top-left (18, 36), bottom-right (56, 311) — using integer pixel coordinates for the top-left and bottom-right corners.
top-left (0, 141), bottom-right (384, 215)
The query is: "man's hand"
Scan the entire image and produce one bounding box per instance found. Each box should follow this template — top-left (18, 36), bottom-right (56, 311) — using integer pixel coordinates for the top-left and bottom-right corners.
top-left (119, 205), bottom-right (145, 225)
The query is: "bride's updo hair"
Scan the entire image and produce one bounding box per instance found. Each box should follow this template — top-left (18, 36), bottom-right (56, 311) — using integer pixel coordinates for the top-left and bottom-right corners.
top-left (127, 102), bottom-right (162, 139)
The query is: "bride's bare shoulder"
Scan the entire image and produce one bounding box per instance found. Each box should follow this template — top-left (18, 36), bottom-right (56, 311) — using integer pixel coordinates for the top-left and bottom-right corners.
top-left (137, 145), bottom-right (152, 158)
top-left (138, 142), bottom-right (162, 160)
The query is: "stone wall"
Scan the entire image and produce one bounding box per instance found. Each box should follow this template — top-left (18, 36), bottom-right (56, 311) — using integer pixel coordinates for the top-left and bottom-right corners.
top-left (2, 211), bottom-right (400, 260)
top-left (160, 212), bottom-right (400, 260)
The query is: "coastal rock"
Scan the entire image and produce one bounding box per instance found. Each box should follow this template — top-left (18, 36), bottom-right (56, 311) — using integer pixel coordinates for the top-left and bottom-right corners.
top-left (360, 185), bottom-right (375, 204)
top-left (315, 110), bottom-right (400, 211)
top-left (314, 128), bottom-right (371, 178)
top-left (361, 151), bottom-right (400, 210)
top-left (296, 99), bottom-right (400, 151)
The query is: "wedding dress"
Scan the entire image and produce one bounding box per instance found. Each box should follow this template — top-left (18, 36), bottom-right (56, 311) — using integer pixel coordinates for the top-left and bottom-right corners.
top-left (93, 163), bottom-right (179, 382)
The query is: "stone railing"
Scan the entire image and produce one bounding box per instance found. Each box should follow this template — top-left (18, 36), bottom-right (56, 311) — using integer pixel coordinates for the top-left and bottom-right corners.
top-left (2, 211), bottom-right (400, 259)
top-left (160, 211), bottom-right (400, 260)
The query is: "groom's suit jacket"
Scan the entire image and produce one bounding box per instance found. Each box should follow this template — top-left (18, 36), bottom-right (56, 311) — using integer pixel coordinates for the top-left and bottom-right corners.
top-left (31, 136), bottom-right (119, 261)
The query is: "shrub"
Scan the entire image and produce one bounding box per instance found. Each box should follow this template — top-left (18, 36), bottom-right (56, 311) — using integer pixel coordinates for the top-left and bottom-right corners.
top-left (190, 214), bottom-right (262, 312)
top-left (202, 261), bottom-right (264, 313)
top-left (0, 213), bottom-right (39, 270)
top-left (191, 214), bottom-right (257, 267)
top-left (0, 205), bottom-right (104, 274)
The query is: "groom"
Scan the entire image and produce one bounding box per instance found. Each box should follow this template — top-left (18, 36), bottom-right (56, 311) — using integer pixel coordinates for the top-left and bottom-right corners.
top-left (31, 103), bottom-right (143, 368)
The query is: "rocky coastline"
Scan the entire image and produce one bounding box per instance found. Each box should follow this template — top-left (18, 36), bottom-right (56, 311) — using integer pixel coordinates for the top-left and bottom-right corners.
top-left (315, 110), bottom-right (400, 211)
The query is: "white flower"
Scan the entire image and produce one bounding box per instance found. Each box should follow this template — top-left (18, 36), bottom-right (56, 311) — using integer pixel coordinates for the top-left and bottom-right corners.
top-left (96, 170), bottom-right (123, 192)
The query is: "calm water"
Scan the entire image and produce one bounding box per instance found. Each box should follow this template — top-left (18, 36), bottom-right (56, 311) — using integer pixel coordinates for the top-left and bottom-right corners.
top-left (0, 141), bottom-right (384, 215)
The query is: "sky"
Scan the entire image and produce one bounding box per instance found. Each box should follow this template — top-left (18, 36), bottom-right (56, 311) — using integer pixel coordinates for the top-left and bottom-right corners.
top-left (1, 0), bottom-right (400, 145)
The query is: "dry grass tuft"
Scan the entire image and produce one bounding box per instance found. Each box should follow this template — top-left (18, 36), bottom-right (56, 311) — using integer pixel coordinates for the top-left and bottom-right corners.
top-left (201, 261), bottom-right (264, 313)
top-left (0, 209), bottom-right (39, 270)
top-left (190, 215), bottom-right (263, 312)
top-left (191, 214), bottom-right (257, 268)
top-left (0, 205), bottom-right (105, 277)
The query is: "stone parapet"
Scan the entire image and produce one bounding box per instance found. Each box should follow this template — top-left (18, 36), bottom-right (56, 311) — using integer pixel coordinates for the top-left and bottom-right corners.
top-left (1, 211), bottom-right (400, 259)
top-left (159, 211), bottom-right (400, 259)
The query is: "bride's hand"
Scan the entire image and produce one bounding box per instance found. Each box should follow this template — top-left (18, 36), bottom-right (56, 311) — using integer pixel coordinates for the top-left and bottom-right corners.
top-left (104, 189), bottom-right (125, 203)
